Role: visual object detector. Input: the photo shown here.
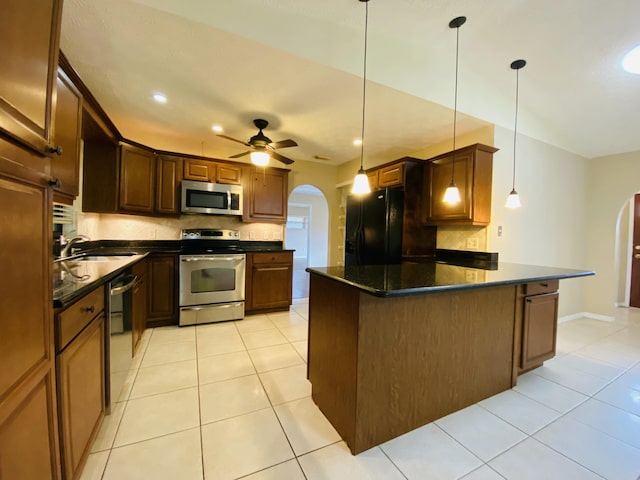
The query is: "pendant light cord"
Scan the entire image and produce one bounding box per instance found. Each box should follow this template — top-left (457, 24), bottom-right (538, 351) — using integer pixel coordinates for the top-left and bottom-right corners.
top-left (452, 24), bottom-right (460, 182)
top-left (512, 67), bottom-right (520, 190)
top-left (359, 1), bottom-right (369, 171)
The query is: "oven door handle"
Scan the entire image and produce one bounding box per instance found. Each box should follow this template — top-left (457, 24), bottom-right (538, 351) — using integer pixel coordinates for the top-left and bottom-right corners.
top-left (110, 274), bottom-right (138, 295)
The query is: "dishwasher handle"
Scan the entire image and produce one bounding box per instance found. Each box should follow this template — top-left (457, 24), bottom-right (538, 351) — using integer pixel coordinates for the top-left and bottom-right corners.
top-left (110, 274), bottom-right (138, 296)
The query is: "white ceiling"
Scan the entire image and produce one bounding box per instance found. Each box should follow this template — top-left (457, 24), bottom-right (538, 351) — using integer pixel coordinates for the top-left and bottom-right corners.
top-left (60, 0), bottom-right (640, 168)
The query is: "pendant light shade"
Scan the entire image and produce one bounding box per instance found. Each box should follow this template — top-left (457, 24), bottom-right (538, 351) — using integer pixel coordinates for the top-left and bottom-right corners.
top-left (443, 16), bottom-right (466, 205)
top-left (351, 0), bottom-right (372, 195)
top-left (506, 59), bottom-right (526, 209)
top-left (250, 150), bottom-right (270, 167)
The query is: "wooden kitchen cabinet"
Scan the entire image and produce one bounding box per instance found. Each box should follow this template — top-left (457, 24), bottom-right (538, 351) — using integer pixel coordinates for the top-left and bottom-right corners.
top-left (365, 157), bottom-right (420, 191)
top-left (131, 261), bottom-right (147, 353)
top-left (147, 254), bottom-right (178, 327)
top-left (0, 0), bottom-right (63, 155)
top-left (51, 66), bottom-right (83, 204)
top-left (57, 314), bottom-right (104, 480)
top-left (424, 144), bottom-right (497, 226)
top-left (243, 167), bottom-right (289, 223)
top-left (183, 158), bottom-right (215, 182)
top-left (246, 251), bottom-right (293, 313)
top-left (156, 155), bottom-right (182, 215)
top-left (216, 163), bottom-right (242, 184)
top-left (119, 144), bottom-right (155, 214)
top-left (519, 280), bottom-right (559, 372)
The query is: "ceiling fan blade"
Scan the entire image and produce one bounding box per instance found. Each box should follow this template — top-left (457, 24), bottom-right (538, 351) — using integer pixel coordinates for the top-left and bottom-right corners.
top-left (218, 134), bottom-right (250, 147)
top-left (271, 151), bottom-right (295, 165)
top-left (269, 139), bottom-right (298, 149)
top-left (229, 151), bottom-right (251, 159)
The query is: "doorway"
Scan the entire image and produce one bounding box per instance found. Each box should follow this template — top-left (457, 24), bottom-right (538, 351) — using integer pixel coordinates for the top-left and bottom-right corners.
top-left (286, 185), bottom-right (329, 299)
top-left (615, 193), bottom-right (640, 307)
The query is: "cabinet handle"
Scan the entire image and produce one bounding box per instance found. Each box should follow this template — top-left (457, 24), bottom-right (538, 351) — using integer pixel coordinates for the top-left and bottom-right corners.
top-left (48, 145), bottom-right (63, 156)
top-left (85, 305), bottom-right (95, 313)
top-left (526, 298), bottom-right (532, 303)
top-left (540, 282), bottom-right (549, 287)
top-left (48, 178), bottom-right (61, 188)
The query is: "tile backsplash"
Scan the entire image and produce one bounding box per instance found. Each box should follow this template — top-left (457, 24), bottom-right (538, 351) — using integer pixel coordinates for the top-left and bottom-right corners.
top-left (437, 226), bottom-right (488, 251)
top-left (77, 212), bottom-right (284, 242)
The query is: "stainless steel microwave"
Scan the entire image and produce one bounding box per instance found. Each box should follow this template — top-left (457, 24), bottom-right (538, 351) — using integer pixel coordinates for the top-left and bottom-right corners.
top-left (181, 180), bottom-right (243, 215)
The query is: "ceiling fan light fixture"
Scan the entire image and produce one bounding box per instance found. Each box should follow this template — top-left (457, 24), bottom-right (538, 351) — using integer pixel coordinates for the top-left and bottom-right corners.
top-left (622, 44), bottom-right (640, 74)
top-left (250, 150), bottom-right (270, 166)
top-left (351, 0), bottom-right (372, 195)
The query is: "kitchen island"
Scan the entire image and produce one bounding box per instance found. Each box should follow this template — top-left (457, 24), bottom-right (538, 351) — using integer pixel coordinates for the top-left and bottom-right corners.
top-left (305, 261), bottom-right (594, 454)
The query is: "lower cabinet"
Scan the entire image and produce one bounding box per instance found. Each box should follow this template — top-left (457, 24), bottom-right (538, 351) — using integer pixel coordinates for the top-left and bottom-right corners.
top-left (57, 314), bottom-right (104, 480)
top-left (147, 254), bottom-right (178, 327)
top-left (246, 251), bottom-right (293, 313)
top-left (519, 280), bottom-right (559, 372)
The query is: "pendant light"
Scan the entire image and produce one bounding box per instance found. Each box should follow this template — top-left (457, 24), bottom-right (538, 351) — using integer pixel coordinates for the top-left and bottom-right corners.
top-left (443, 16), bottom-right (466, 205)
top-left (351, 0), bottom-right (372, 195)
top-left (506, 59), bottom-right (526, 209)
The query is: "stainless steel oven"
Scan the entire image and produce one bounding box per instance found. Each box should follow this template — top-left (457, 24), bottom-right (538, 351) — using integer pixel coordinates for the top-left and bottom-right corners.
top-left (179, 250), bottom-right (245, 326)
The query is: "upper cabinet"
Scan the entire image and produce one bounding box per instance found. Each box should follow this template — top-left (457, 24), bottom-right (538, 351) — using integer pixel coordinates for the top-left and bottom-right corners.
top-left (183, 158), bottom-right (242, 185)
top-left (156, 155), bottom-right (182, 216)
top-left (366, 157), bottom-right (420, 191)
top-left (424, 143), bottom-right (498, 226)
top-left (51, 67), bottom-right (83, 204)
top-left (0, 0), bottom-right (63, 155)
top-left (243, 166), bottom-right (289, 223)
top-left (119, 144), bottom-right (156, 214)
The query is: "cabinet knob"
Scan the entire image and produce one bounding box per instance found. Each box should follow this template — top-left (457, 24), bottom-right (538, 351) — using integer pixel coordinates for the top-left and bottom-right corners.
top-left (526, 298), bottom-right (532, 303)
top-left (48, 145), bottom-right (63, 156)
top-left (48, 178), bottom-right (61, 188)
top-left (540, 282), bottom-right (549, 287)
top-left (85, 305), bottom-right (95, 313)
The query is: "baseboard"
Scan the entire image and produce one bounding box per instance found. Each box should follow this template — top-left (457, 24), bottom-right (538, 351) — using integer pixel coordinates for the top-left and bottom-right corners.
top-left (558, 312), bottom-right (615, 323)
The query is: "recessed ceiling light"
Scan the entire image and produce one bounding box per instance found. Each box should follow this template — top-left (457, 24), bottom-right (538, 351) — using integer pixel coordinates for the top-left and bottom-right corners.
top-left (622, 45), bottom-right (640, 74)
top-left (211, 125), bottom-right (223, 133)
top-left (152, 92), bottom-right (167, 103)
top-left (353, 139), bottom-right (363, 146)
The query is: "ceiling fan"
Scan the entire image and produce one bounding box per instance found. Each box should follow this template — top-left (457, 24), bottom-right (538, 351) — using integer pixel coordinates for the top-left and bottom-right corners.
top-left (217, 118), bottom-right (298, 165)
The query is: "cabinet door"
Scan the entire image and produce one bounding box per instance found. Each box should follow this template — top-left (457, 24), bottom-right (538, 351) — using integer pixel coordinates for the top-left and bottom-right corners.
top-left (0, 0), bottom-right (62, 154)
top-left (156, 155), bottom-right (181, 215)
top-left (131, 261), bottom-right (147, 353)
top-left (147, 255), bottom-right (178, 327)
top-left (377, 163), bottom-right (404, 188)
top-left (57, 315), bottom-right (105, 480)
top-left (119, 144), bottom-right (155, 213)
top-left (183, 158), bottom-right (215, 182)
top-left (426, 151), bottom-right (473, 223)
top-left (51, 69), bottom-right (82, 204)
top-left (0, 370), bottom-right (60, 480)
top-left (248, 252), bottom-right (293, 311)
top-left (216, 163), bottom-right (242, 185)
top-left (366, 170), bottom-right (379, 191)
top-left (244, 168), bottom-right (289, 223)
top-left (521, 292), bottom-right (559, 371)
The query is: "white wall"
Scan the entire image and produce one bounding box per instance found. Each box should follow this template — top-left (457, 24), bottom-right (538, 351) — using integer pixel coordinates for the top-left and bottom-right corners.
top-left (489, 126), bottom-right (590, 317)
top-left (585, 150), bottom-right (640, 317)
top-left (287, 189), bottom-right (329, 267)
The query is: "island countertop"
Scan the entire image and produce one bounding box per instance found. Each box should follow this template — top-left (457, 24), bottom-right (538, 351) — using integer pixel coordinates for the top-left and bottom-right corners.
top-left (306, 261), bottom-right (594, 297)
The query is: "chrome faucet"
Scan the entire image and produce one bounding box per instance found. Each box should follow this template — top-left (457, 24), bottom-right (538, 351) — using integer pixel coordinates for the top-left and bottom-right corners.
top-left (60, 234), bottom-right (90, 258)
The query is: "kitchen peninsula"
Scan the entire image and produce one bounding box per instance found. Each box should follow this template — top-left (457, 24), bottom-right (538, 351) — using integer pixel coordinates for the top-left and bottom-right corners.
top-left (305, 261), bottom-right (594, 454)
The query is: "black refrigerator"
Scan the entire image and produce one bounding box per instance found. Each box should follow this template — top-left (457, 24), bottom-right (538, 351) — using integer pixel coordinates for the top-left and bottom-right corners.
top-left (345, 187), bottom-right (404, 266)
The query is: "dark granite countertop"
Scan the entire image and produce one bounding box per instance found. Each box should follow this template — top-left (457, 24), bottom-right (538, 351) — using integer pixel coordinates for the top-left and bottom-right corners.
top-left (53, 253), bottom-right (148, 308)
top-left (306, 261), bottom-right (595, 297)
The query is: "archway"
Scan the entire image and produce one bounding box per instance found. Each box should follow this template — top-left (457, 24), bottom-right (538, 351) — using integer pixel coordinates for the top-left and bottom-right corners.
top-left (286, 185), bottom-right (329, 299)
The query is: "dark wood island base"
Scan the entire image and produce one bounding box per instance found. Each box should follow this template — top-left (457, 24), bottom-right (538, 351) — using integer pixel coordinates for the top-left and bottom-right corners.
top-left (306, 262), bottom-right (594, 454)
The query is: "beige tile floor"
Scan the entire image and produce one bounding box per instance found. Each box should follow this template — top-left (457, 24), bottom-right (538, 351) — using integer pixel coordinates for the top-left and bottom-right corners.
top-left (81, 300), bottom-right (640, 480)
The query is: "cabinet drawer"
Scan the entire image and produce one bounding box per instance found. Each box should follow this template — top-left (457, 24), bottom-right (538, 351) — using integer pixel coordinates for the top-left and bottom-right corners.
top-left (57, 287), bottom-right (104, 351)
top-left (252, 251), bottom-right (292, 265)
top-left (523, 280), bottom-right (559, 296)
